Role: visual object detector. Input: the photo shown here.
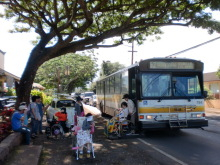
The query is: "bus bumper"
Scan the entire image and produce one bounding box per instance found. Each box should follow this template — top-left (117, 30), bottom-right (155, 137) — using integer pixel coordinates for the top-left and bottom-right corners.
top-left (140, 119), bottom-right (208, 130)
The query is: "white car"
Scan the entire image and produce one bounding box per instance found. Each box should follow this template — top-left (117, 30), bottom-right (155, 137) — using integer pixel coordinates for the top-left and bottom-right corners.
top-left (46, 98), bottom-right (76, 127)
top-left (83, 92), bottom-right (95, 104)
top-left (89, 95), bottom-right (97, 107)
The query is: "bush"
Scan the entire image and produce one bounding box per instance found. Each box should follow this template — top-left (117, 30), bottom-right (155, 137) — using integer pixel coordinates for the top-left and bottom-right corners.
top-left (5, 88), bottom-right (16, 96)
top-left (31, 90), bottom-right (52, 105)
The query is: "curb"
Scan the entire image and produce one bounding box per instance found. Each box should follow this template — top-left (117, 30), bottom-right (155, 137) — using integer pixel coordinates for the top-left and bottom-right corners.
top-left (0, 132), bottom-right (23, 163)
top-left (5, 145), bottom-right (43, 165)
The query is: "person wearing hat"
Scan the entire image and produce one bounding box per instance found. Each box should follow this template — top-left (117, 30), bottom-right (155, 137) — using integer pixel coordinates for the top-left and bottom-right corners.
top-left (11, 105), bottom-right (31, 145)
top-left (122, 94), bottom-right (136, 125)
top-left (75, 96), bottom-right (84, 116)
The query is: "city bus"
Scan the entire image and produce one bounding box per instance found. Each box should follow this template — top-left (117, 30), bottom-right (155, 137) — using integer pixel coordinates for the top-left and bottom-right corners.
top-left (96, 58), bottom-right (208, 130)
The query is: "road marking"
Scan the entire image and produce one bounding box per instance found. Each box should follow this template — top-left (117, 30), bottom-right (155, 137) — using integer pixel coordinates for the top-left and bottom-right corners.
top-left (138, 138), bottom-right (188, 165)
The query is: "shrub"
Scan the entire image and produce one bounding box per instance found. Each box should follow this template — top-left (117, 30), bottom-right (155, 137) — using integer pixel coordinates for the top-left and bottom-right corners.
top-left (31, 90), bottom-right (52, 105)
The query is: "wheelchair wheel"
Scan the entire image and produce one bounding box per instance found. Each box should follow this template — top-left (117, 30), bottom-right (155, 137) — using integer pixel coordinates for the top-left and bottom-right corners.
top-left (119, 120), bottom-right (135, 137)
top-left (51, 124), bottom-right (64, 139)
top-left (72, 135), bottom-right (77, 156)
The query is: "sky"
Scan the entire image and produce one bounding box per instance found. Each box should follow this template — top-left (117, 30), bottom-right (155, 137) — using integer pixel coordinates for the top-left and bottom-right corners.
top-left (0, 8), bottom-right (220, 78)
top-left (94, 26), bottom-right (220, 73)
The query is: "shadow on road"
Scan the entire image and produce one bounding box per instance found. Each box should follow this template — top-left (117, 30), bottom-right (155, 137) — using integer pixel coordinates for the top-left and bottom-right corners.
top-left (36, 115), bottom-right (160, 165)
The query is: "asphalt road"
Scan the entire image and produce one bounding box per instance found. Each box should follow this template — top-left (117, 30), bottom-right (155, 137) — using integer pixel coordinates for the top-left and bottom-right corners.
top-left (85, 105), bottom-right (220, 165)
top-left (138, 109), bottom-right (220, 165)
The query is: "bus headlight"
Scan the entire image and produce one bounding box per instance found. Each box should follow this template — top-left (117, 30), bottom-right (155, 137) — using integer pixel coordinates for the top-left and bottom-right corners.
top-left (191, 113), bottom-right (205, 118)
top-left (196, 114), bottom-right (202, 118)
top-left (146, 115), bottom-right (153, 120)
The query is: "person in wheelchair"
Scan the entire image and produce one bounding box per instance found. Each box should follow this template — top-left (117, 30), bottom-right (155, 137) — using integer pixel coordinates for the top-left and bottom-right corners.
top-left (77, 113), bottom-right (95, 159)
top-left (54, 107), bottom-right (68, 133)
top-left (117, 102), bottom-right (129, 122)
top-left (104, 102), bottom-right (134, 139)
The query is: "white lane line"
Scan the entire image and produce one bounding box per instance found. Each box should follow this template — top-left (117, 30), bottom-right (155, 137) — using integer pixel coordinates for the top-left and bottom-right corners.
top-left (138, 138), bottom-right (188, 165)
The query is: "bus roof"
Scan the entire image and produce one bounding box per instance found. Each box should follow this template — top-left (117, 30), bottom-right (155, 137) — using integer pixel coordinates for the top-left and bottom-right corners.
top-left (97, 57), bottom-right (203, 81)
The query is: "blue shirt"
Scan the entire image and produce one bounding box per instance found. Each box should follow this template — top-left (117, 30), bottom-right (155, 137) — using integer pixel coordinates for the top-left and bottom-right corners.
top-left (11, 111), bottom-right (23, 130)
top-left (37, 103), bottom-right (44, 117)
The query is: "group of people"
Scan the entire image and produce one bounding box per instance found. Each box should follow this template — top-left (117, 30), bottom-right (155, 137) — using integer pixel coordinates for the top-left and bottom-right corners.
top-left (118, 94), bottom-right (136, 124)
top-left (11, 96), bottom-right (49, 145)
top-left (10, 93), bottom-right (135, 146)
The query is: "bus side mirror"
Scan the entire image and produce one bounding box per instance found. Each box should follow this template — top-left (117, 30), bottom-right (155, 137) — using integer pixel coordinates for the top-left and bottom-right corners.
top-left (203, 91), bottom-right (208, 98)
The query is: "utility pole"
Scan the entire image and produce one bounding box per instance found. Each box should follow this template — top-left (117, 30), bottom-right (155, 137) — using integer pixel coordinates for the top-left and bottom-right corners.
top-left (128, 41), bottom-right (137, 64)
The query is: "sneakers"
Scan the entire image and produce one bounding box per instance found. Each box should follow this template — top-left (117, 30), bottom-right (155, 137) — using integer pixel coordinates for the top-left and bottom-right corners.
top-left (86, 151), bottom-right (91, 158)
top-left (79, 152), bottom-right (83, 159)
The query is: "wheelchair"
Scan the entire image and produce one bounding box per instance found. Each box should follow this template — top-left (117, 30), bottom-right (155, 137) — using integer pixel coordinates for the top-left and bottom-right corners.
top-left (104, 113), bottom-right (135, 140)
top-left (71, 116), bottom-right (95, 160)
top-left (45, 118), bottom-right (65, 139)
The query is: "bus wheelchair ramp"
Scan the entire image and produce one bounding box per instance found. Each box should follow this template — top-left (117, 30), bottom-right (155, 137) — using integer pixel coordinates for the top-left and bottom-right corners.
top-left (168, 106), bottom-right (189, 128)
top-left (169, 119), bottom-right (188, 128)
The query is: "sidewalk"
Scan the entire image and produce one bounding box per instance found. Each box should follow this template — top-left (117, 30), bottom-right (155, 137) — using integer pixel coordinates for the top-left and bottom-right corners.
top-left (205, 108), bottom-right (220, 115)
top-left (4, 145), bottom-right (42, 165)
top-left (35, 115), bottom-right (160, 165)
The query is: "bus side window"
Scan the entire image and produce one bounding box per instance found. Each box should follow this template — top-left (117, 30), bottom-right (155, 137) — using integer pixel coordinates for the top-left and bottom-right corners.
top-left (131, 78), bottom-right (136, 97)
top-left (122, 71), bottom-right (128, 93)
top-left (115, 74), bottom-right (121, 94)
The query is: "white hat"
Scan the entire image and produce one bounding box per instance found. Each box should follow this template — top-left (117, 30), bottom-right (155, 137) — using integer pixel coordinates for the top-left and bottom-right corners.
top-left (19, 105), bottom-right (27, 111)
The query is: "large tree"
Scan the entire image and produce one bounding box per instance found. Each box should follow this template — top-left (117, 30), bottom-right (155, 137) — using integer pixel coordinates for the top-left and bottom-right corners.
top-left (35, 52), bottom-right (98, 93)
top-left (0, 0), bottom-right (220, 104)
top-left (100, 61), bottom-right (125, 77)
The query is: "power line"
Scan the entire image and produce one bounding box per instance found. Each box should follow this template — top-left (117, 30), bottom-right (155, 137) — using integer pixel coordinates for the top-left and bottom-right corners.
top-left (166, 36), bottom-right (220, 58)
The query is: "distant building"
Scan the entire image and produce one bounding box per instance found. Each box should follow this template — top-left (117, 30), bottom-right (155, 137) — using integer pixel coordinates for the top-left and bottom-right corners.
top-left (204, 72), bottom-right (220, 99)
top-left (204, 72), bottom-right (220, 108)
top-left (0, 49), bottom-right (44, 96)
top-left (0, 49), bottom-right (5, 69)
top-left (0, 50), bottom-right (20, 96)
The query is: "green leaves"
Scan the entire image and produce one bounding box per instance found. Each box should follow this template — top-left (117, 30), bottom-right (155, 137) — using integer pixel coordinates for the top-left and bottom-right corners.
top-left (2, 0), bottom-right (220, 48)
top-left (34, 52), bottom-right (98, 92)
top-left (100, 61), bottom-right (125, 78)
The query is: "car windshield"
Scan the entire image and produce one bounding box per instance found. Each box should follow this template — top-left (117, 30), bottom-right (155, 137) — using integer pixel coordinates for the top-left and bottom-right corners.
top-left (56, 100), bottom-right (75, 108)
top-left (142, 73), bottom-right (202, 97)
top-left (85, 93), bottom-right (94, 97)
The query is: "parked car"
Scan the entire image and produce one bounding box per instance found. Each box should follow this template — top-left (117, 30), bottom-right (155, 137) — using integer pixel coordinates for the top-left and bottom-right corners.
top-left (0, 98), bottom-right (8, 110)
top-left (0, 97), bottom-right (16, 110)
top-left (80, 93), bottom-right (85, 99)
top-left (89, 95), bottom-right (97, 107)
top-left (83, 92), bottom-right (95, 104)
top-left (71, 92), bottom-right (80, 99)
top-left (46, 98), bottom-right (76, 127)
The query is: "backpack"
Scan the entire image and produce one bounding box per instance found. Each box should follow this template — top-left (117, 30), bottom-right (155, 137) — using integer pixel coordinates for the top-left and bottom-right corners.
top-left (82, 119), bottom-right (91, 130)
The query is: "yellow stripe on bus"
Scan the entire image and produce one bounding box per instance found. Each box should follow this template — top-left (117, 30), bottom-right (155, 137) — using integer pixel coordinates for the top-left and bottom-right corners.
top-left (139, 106), bottom-right (204, 113)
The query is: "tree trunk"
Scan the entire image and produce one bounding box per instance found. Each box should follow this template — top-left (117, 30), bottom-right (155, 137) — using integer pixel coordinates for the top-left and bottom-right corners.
top-left (15, 47), bottom-right (46, 108)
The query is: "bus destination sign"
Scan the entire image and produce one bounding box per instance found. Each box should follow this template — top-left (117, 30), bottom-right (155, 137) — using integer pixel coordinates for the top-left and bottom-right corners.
top-left (150, 61), bottom-right (195, 69)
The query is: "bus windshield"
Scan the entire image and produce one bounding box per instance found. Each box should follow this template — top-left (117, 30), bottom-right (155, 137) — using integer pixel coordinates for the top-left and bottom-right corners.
top-left (142, 73), bottom-right (202, 97)
top-left (142, 73), bottom-right (171, 97)
top-left (172, 75), bottom-right (201, 97)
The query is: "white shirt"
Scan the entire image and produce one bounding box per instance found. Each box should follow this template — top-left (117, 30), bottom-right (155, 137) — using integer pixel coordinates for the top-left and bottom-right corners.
top-left (122, 99), bottom-right (136, 114)
top-left (118, 108), bottom-right (129, 121)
